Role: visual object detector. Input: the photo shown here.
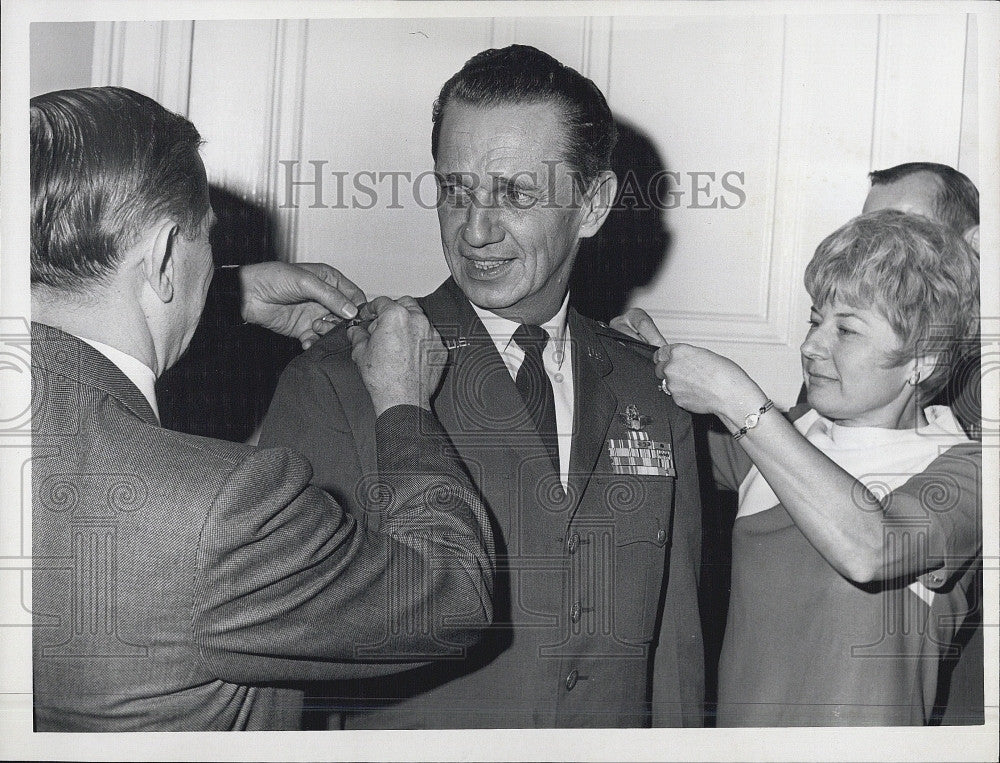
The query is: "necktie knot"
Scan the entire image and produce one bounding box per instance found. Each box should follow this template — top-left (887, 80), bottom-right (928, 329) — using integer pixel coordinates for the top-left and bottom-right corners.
top-left (513, 324), bottom-right (549, 354)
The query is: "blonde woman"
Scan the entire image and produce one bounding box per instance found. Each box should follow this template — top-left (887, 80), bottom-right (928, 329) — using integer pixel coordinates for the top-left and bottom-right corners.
top-left (615, 209), bottom-right (980, 725)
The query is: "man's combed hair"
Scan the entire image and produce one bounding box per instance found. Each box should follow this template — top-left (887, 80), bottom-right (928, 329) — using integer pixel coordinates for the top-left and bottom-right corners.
top-left (869, 162), bottom-right (979, 236)
top-left (31, 86), bottom-right (209, 291)
top-left (804, 209), bottom-right (979, 399)
top-left (430, 45), bottom-right (617, 187)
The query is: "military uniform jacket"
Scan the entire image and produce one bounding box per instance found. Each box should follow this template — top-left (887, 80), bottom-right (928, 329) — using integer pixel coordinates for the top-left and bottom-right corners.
top-left (260, 279), bottom-right (704, 728)
top-left (31, 323), bottom-right (493, 731)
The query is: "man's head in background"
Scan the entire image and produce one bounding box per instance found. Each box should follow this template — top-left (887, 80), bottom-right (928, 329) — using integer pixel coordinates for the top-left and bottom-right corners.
top-left (31, 86), bottom-right (216, 373)
top-left (430, 45), bottom-right (618, 325)
top-left (860, 162), bottom-right (980, 438)
top-left (862, 162), bottom-right (979, 252)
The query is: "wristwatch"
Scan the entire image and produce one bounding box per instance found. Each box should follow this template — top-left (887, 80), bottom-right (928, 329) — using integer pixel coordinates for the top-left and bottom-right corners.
top-left (733, 399), bottom-right (774, 440)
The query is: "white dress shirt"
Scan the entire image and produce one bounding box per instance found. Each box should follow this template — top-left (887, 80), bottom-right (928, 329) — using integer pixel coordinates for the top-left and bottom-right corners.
top-left (471, 296), bottom-right (574, 489)
top-left (77, 335), bottom-right (160, 423)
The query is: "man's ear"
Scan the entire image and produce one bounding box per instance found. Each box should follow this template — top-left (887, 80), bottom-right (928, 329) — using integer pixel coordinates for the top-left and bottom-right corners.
top-left (146, 220), bottom-right (178, 303)
top-left (578, 170), bottom-right (618, 239)
top-left (963, 224), bottom-right (979, 253)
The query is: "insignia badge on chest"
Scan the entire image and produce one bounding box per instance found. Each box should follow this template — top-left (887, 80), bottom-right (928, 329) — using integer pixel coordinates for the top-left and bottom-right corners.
top-left (607, 405), bottom-right (676, 477)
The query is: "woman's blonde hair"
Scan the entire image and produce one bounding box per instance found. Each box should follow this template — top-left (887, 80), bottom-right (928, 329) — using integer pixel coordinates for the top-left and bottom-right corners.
top-left (804, 209), bottom-right (979, 399)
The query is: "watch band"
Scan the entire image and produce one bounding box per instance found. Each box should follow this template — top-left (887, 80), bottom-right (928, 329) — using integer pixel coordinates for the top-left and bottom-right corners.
top-left (733, 399), bottom-right (774, 440)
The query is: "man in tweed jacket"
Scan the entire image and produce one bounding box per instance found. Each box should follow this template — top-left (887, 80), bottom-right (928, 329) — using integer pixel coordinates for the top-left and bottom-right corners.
top-left (30, 86), bottom-right (494, 731)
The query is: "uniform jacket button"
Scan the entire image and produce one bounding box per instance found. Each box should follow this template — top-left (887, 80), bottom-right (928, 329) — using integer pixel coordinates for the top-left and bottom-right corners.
top-left (656, 528), bottom-right (667, 545)
top-left (568, 533), bottom-right (580, 554)
top-left (565, 669), bottom-right (579, 691)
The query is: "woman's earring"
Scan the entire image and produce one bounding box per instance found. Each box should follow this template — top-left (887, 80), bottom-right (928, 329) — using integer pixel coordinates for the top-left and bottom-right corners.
top-left (908, 369), bottom-right (921, 387)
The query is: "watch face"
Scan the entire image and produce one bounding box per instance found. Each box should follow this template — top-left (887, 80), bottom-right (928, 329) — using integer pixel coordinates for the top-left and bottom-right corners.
top-left (745, 412), bottom-right (760, 429)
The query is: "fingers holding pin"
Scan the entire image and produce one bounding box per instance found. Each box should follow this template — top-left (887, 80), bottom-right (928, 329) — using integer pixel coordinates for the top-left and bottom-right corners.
top-left (655, 343), bottom-right (672, 395)
top-left (314, 301), bottom-right (374, 336)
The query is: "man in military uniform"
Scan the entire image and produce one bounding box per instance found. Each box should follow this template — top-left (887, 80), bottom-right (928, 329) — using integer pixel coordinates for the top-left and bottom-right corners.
top-left (259, 45), bottom-right (703, 728)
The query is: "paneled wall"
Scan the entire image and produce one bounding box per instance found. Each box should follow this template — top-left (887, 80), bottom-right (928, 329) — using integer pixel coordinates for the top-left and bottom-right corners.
top-left (82, 13), bottom-right (978, 407)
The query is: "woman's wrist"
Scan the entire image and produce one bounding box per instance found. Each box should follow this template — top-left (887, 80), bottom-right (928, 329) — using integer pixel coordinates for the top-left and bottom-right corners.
top-left (716, 381), bottom-right (771, 435)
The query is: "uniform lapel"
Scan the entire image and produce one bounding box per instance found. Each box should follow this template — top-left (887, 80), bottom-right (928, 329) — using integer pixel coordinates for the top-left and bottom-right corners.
top-left (420, 280), bottom-right (543, 440)
top-left (418, 281), bottom-right (532, 536)
top-left (566, 311), bottom-right (617, 522)
top-left (420, 279), bottom-right (564, 554)
top-left (420, 281), bottom-right (518, 435)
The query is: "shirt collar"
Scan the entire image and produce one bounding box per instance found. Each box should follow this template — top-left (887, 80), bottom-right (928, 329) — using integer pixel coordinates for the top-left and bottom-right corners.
top-left (797, 405), bottom-right (969, 445)
top-left (76, 335), bottom-right (160, 422)
top-left (470, 293), bottom-right (571, 369)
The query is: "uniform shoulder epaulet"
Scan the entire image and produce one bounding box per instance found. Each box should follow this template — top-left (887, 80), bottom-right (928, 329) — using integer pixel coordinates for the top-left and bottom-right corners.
top-left (592, 321), bottom-right (657, 359)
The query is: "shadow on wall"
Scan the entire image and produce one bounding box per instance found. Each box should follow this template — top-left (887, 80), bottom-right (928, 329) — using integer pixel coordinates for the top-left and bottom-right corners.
top-left (569, 117), bottom-right (738, 726)
top-left (569, 117), bottom-right (672, 324)
top-left (162, 119), bottom-right (677, 442)
top-left (155, 185), bottom-right (300, 443)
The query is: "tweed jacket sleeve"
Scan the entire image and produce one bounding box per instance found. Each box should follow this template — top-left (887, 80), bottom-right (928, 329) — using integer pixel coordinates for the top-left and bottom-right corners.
top-left (192, 404), bottom-right (494, 684)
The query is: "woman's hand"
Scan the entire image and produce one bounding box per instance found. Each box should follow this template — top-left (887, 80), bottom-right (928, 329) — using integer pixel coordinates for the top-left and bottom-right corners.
top-left (612, 307), bottom-right (769, 423)
top-left (654, 343), bottom-right (768, 426)
top-left (609, 308), bottom-right (668, 347)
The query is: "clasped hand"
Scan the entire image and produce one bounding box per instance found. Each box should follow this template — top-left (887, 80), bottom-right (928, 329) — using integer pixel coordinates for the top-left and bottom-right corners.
top-left (346, 296), bottom-right (447, 416)
top-left (610, 308), bottom-right (760, 417)
top-left (237, 262), bottom-right (444, 415)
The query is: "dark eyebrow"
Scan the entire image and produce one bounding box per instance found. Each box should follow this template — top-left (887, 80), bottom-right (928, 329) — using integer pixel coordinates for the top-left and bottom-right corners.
top-left (438, 172), bottom-right (474, 186)
top-left (491, 172), bottom-right (540, 190)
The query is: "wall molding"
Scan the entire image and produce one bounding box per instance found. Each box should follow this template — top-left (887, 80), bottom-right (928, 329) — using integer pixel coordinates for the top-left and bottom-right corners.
top-left (90, 22), bottom-right (122, 87)
top-left (90, 21), bottom-right (193, 116)
top-left (869, 13), bottom-right (967, 171)
top-left (641, 17), bottom-right (788, 348)
top-left (267, 19), bottom-right (310, 262)
top-left (582, 17), bottom-right (613, 99)
top-left (156, 22), bottom-right (195, 116)
top-left (489, 17), bottom-right (518, 49)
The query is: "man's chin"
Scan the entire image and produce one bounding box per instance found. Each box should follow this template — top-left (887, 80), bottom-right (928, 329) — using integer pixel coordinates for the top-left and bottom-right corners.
top-left (455, 278), bottom-right (520, 311)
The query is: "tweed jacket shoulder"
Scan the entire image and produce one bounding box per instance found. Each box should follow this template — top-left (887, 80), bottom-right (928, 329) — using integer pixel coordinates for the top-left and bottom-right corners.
top-left (31, 323), bottom-right (493, 731)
